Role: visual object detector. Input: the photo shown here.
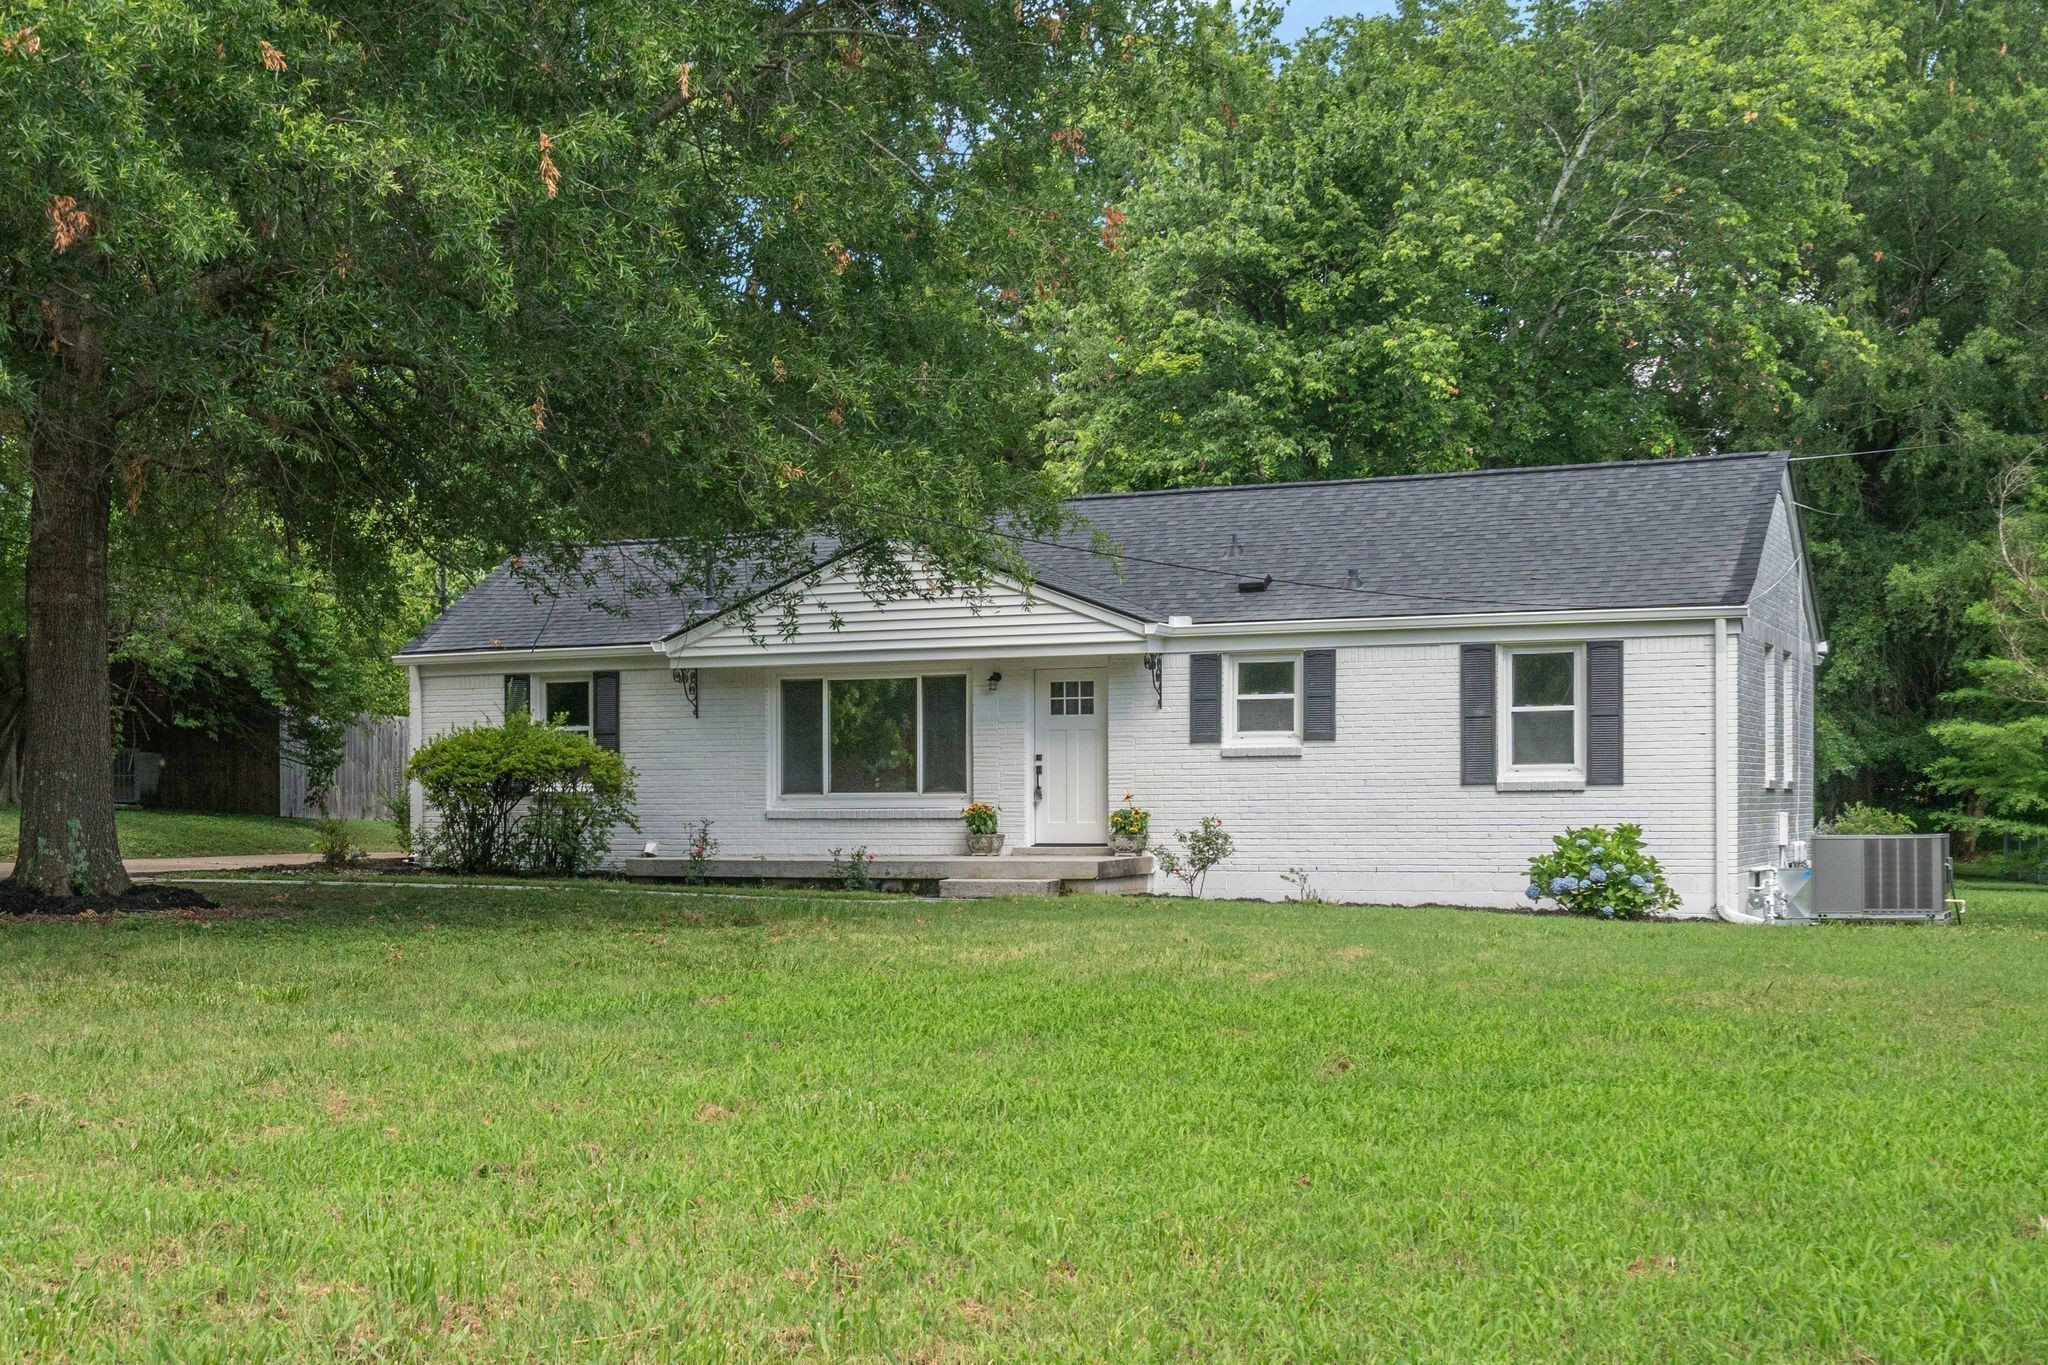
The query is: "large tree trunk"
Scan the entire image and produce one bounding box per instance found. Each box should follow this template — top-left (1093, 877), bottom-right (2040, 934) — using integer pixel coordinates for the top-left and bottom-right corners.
top-left (12, 405), bottom-right (128, 896)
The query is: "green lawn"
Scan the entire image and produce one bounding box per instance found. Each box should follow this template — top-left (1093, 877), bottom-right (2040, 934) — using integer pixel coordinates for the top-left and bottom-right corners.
top-left (1, 881), bottom-right (2044, 1360)
top-left (0, 808), bottom-right (397, 861)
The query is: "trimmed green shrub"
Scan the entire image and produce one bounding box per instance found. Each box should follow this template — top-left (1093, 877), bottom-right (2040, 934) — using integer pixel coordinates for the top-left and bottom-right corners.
top-left (1525, 823), bottom-right (1680, 920)
top-left (407, 713), bottom-right (637, 875)
top-left (1823, 803), bottom-right (1916, 835)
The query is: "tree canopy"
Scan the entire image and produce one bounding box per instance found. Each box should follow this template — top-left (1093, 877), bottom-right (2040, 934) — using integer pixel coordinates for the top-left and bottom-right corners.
top-left (1042, 0), bottom-right (2048, 838)
top-left (0, 0), bottom-right (1174, 892)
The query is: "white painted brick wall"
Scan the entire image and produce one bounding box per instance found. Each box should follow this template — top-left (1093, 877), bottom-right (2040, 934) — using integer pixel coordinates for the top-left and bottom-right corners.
top-left (413, 630), bottom-right (1720, 912)
top-left (1109, 636), bottom-right (1719, 914)
top-left (414, 659), bottom-right (1029, 860)
top-left (1735, 494), bottom-right (1816, 890)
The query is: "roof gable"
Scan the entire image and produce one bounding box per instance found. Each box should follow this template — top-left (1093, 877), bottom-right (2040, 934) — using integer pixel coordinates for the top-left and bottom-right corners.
top-left (665, 557), bottom-right (1150, 666)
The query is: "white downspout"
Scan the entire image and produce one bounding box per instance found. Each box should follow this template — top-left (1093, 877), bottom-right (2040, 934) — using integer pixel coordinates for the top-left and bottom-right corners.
top-left (1713, 616), bottom-right (1773, 925)
top-left (405, 663), bottom-right (425, 844)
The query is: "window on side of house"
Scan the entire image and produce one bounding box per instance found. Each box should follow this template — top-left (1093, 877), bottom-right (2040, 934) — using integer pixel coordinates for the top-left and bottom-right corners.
top-left (505, 674), bottom-right (532, 719)
top-left (778, 674), bottom-right (969, 797)
top-left (1500, 646), bottom-right (1582, 776)
top-left (542, 677), bottom-right (592, 736)
top-left (1778, 648), bottom-right (1792, 790)
top-left (1230, 656), bottom-right (1299, 739)
top-left (1763, 644), bottom-right (1777, 788)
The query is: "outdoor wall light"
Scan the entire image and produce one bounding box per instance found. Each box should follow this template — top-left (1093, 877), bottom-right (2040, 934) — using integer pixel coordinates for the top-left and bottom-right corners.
top-left (986, 672), bottom-right (1003, 692)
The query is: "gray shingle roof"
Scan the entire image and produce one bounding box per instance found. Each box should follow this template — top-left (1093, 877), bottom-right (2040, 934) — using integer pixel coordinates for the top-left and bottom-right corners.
top-left (400, 452), bottom-right (1789, 655)
top-left (399, 540), bottom-right (837, 655)
top-left (1023, 450), bottom-right (1790, 622)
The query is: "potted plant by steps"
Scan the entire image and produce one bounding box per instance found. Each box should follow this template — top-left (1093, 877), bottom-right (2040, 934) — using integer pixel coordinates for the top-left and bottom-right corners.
top-left (962, 802), bottom-right (1003, 855)
top-left (1109, 796), bottom-right (1150, 855)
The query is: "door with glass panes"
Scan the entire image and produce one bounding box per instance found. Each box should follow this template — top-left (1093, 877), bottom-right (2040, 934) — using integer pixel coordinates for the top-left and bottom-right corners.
top-left (1034, 670), bottom-right (1107, 845)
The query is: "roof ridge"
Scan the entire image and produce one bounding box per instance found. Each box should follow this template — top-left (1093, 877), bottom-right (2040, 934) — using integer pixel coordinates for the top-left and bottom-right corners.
top-left (1062, 450), bottom-right (1787, 504)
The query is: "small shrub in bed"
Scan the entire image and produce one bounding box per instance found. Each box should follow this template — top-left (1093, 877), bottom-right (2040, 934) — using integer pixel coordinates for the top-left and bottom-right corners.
top-left (408, 713), bottom-right (637, 875)
top-left (1821, 803), bottom-right (1916, 835)
top-left (1525, 823), bottom-right (1680, 920)
top-left (1153, 816), bottom-right (1235, 897)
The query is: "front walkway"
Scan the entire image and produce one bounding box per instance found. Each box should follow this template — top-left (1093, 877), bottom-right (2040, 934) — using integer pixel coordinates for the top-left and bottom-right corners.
top-left (0, 852), bottom-right (327, 879)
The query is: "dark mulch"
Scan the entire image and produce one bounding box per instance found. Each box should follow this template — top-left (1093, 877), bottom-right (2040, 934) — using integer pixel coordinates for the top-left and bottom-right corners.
top-left (229, 857), bottom-right (416, 877)
top-left (0, 882), bottom-right (218, 918)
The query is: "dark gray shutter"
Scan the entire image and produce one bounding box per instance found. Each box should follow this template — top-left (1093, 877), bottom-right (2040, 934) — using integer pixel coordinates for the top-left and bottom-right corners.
top-left (1459, 644), bottom-right (1495, 786)
top-left (1189, 653), bottom-right (1222, 743)
top-left (504, 674), bottom-right (531, 719)
top-left (1586, 640), bottom-right (1623, 785)
top-left (1303, 649), bottom-right (1336, 741)
top-left (591, 671), bottom-right (621, 752)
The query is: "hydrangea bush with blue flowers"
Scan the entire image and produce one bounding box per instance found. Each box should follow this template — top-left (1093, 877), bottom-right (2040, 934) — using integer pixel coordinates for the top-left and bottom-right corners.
top-left (1524, 823), bottom-right (1680, 920)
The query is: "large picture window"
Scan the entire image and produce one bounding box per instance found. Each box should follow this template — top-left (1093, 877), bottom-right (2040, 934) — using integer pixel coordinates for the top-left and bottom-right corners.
top-left (779, 674), bottom-right (969, 796)
top-left (1503, 647), bottom-right (1581, 771)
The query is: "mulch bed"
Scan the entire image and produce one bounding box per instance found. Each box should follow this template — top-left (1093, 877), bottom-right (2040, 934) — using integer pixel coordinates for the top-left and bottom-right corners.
top-left (0, 882), bottom-right (218, 918)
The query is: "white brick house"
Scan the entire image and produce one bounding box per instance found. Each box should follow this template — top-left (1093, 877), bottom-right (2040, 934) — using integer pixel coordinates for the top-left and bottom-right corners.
top-left (400, 452), bottom-right (1819, 917)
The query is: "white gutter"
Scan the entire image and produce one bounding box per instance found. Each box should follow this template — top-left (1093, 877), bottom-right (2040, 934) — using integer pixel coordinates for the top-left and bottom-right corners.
top-left (391, 642), bottom-right (659, 666)
top-left (1712, 616), bottom-right (1734, 920)
top-left (1150, 603), bottom-right (1743, 638)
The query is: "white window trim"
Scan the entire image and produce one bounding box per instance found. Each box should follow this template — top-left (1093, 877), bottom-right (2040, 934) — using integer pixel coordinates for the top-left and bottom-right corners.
top-left (1225, 652), bottom-right (1303, 754)
top-left (1763, 644), bottom-right (1777, 789)
top-left (1778, 648), bottom-right (1794, 791)
top-left (509, 672), bottom-right (594, 737)
top-left (768, 668), bottom-right (971, 809)
top-left (1496, 644), bottom-right (1586, 790)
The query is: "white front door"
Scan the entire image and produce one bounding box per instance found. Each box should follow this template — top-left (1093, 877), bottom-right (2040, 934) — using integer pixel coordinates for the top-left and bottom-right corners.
top-left (1035, 669), bottom-right (1107, 845)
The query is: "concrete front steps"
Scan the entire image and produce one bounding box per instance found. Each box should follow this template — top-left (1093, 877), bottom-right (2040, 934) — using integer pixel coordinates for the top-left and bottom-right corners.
top-left (621, 848), bottom-right (1152, 898)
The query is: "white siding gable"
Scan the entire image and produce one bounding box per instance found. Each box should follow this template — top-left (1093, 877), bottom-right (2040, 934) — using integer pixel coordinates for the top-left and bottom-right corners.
top-left (666, 560), bottom-right (1150, 667)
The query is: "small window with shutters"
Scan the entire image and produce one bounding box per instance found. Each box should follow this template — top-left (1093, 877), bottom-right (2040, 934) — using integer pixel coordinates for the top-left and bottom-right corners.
top-left (1229, 656), bottom-right (1299, 739)
top-left (1496, 645), bottom-right (1585, 784)
top-left (534, 675), bottom-right (592, 737)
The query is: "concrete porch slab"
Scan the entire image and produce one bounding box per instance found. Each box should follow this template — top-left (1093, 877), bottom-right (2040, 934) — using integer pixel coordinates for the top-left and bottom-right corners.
top-left (938, 877), bottom-right (1062, 898)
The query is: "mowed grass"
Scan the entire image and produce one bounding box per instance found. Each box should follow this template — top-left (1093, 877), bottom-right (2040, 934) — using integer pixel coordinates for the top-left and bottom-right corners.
top-left (1, 881), bottom-right (2045, 1361)
top-left (0, 808), bottom-right (397, 861)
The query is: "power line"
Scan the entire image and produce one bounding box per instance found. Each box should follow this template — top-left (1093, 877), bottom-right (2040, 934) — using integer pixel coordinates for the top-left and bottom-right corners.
top-left (1786, 443), bottom-right (1945, 462)
top-left (867, 503), bottom-right (1622, 615)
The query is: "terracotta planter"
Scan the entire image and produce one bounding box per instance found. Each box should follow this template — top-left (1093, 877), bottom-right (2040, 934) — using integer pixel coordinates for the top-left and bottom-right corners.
top-left (966, 832), bottom-right (1004, 856)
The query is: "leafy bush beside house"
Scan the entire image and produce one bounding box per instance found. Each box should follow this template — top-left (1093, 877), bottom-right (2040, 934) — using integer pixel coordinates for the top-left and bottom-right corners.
top-left (1525, 824), bottom-right (1680, 920)
top-left (407, 713), bottom-right (636, 875)
top-left (1821, 803), bottom-right (1918, 835)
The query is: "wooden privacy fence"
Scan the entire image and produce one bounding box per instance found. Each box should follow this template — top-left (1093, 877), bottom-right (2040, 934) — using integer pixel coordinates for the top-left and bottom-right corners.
top-left (279, 715), bottom-right (408, 821)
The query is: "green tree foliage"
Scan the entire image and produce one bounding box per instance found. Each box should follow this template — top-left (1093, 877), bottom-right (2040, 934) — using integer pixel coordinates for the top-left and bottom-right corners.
top-left (1930, 469), bottom-right (2048, 838)
top-left (1043, 0), bottom-right (1895, 487)
top-left (1787, 0), bottom-right (2048, 819)
top-left (0, 0), bottom-right (1164, 891)
top-left (1046, 0), bottom-right (2048, 826)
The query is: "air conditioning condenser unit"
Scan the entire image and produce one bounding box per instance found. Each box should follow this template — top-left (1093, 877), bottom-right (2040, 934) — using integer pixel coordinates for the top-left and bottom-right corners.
top-left (1809, 834), bottom-right (1961, 922)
